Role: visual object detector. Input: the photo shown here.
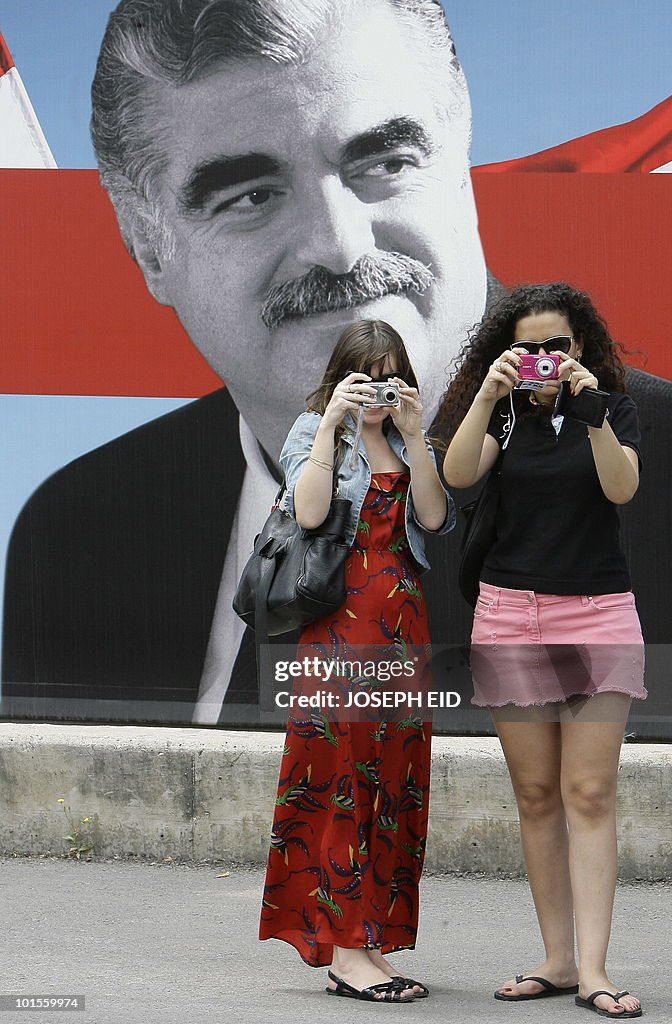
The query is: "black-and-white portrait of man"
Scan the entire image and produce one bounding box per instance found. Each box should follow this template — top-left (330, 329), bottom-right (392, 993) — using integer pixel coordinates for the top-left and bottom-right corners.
top-left (3, 0), bottom-right (670, 730)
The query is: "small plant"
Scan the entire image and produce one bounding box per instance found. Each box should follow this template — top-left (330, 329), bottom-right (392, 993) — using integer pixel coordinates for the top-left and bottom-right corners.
top-left (57, 798), bottom-right (95, 859)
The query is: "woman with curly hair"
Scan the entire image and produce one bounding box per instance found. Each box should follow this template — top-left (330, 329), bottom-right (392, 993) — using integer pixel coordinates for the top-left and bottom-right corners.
top-left (436, 283), bottom-right (645, 1018)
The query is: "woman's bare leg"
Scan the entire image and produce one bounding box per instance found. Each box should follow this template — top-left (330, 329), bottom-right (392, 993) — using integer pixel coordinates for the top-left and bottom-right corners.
top-left (491, 711), bottom-right (577, 997)
top-left (559, 693), bottom-right (641, 1016)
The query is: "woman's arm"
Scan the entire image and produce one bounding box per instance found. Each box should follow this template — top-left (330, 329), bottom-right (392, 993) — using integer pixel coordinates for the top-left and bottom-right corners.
top-left (389, 378), bottom-right (448, 530)
top-left (587, 424), bottom-right (639, 504)
top-left (442, 350), bottom-right (521, 487)
top-left (402, 434), bottom-right (449, 531)
top-left (442, 395), bottom-right (500, 487)
top-left (557, 356), bottom-right (640, 504)
top-left (293, 417), bottom-right (338, 529)
top-left (292, 372), bottom-right (375, 529)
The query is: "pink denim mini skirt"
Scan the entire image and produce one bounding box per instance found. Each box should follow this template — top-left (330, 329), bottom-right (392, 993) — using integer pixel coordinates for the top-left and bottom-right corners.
top-left (470, 582), bottom-right (646, 708)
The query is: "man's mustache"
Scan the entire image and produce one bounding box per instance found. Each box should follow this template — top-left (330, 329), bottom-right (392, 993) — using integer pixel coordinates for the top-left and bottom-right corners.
top-left (260, 251), bottom-right (434, 330)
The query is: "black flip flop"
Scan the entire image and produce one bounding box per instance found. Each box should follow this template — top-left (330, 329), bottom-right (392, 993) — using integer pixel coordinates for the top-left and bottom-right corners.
top-left (494, 973), bottom-right (580, 1001)
top-left (575, 989), bottom-right (643, 1017)
top-left (325, 970), bottom-right (415, 1003)
top-left (391, 975), bottom-right (429, 998)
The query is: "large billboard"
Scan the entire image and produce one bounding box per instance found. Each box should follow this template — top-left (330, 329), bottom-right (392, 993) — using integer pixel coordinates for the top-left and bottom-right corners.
top-left (1, 1), bottom-right (670, 732)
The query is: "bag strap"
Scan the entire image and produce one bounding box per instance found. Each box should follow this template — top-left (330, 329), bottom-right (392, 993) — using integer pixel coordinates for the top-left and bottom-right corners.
top-left (332, 440), bottom-right (344, 497)
top-left (458, 442), bottom-right (504, 525)
top-left (252, 554), bottom-right (275, 678)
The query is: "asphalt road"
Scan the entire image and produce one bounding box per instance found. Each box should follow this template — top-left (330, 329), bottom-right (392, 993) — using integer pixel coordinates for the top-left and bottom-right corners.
top-left (1, 858), bottom-right (668, 1023)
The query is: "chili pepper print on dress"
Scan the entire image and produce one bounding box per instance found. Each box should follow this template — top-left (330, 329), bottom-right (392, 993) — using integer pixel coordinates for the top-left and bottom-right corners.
top-left (259, 471), bottom-right (431, 966)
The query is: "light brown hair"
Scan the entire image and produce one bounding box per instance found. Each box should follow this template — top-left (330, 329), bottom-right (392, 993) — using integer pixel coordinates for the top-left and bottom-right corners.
top-left (306, 319), bottom-right (420, 452)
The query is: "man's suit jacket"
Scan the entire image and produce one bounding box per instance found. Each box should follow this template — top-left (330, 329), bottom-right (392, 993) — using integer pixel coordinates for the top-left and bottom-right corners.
top-left (2, 369), bottom-right (671, 726)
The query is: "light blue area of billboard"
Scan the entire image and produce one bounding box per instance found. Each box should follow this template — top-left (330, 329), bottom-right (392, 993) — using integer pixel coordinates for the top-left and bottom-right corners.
top-left (0, 394), bottom-right (191, 674)
top-left (448, 0), bottom-right (672, 164)
top-left (1, 0), bottom-right (670, 168)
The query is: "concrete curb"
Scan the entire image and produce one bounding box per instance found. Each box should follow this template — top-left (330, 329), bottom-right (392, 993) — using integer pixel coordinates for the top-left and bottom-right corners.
top-left (1, 724), bottom-right (670, 878)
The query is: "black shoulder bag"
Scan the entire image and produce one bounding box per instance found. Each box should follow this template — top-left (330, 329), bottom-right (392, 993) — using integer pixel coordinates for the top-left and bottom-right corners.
top-left (457, 451), bottom-right (503, 608)
top-left (232, 455), bottom-right (351, 644)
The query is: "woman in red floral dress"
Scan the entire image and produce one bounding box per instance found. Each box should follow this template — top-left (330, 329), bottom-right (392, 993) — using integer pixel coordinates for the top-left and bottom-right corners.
top-left (259, 321), bottom-right (454, 1003)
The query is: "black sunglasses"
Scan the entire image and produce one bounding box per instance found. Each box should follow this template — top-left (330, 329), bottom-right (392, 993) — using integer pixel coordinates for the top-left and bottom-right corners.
top-left (514, 335), bottom-right (574, 355)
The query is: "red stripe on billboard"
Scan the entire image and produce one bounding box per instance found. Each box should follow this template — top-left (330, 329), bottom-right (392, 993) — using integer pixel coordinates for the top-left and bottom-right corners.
top-left (0, 169), bottom-right (670, 396)
top-left (473, 170), bottom-right (672, 376)
top-left (0, 170), bottom-right (221, 397)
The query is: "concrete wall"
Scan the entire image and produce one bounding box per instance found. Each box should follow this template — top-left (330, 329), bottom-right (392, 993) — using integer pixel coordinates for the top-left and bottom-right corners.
top-left (1, 724), bottom-right (670, 878)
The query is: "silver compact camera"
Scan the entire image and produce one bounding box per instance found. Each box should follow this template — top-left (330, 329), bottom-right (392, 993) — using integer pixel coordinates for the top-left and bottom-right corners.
top-left (369, 379), bottom-right (400, 407)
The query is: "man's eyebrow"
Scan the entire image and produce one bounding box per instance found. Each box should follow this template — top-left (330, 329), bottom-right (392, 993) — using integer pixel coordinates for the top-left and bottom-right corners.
top-left (341, 117), bottom-right (434, 163)
top-left (178, 153), bottom-right (283, 213)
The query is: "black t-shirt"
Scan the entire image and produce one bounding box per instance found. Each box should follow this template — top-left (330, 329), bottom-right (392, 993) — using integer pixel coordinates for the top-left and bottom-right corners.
top-left (481, 392), bottom-right (642, 595)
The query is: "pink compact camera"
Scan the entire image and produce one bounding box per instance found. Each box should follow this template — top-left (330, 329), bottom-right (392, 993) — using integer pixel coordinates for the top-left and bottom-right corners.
top-left (516, 353), bottom-right (561, 391)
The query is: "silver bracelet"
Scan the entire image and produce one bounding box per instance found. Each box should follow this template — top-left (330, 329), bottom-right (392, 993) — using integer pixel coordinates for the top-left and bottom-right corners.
top-left (308, 455), bottom-right (333, 471)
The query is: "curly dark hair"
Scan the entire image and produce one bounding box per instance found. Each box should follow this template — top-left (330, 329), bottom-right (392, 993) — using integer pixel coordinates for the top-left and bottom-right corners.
top-left (433, 282), bottom-right (628, 444)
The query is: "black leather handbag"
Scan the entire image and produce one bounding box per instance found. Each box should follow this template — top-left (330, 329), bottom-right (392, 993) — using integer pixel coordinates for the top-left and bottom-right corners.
top-left (457, 455), bottom-right (503, 608)
top-left (232, 477), bottom-right (352, 642)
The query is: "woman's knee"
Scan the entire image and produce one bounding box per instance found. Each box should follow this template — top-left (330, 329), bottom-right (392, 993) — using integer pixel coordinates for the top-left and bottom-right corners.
top-left (561, 775), bottom-right (616, 820)
top-left (513, 778), bottom-right (562, 820)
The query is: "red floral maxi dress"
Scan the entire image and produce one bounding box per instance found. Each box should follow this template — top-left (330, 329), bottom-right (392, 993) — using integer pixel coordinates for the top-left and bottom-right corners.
top-left (259, 471), bottom-right (432, 967)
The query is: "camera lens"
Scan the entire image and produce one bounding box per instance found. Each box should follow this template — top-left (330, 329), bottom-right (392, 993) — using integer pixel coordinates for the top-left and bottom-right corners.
top-left (535, 356), bottom-right (557, 378)
top-left (382, 387), bottom-right (398, 404)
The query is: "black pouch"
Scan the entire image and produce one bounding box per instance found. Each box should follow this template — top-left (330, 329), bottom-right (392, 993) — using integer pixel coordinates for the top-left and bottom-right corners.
top-left (457, 452), bottom-right (503, 608)
top-left (553, 381), bottom-right (609, 427)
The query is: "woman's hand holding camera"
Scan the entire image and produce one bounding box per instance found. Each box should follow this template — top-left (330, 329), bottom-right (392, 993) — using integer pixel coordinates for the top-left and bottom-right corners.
top-left (478, 349), bottom-right (598, 402)
top-left (322, 372), bottom-right (376, 428)
top-left (389, 377), bottom-right (423, 438)
top-left (479, 350), bottom-right (521, 402)
top-left (557, 354), bottom-right (598, 395)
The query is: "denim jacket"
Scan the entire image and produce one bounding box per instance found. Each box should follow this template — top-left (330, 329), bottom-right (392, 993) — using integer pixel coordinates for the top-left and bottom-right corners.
top-left (278, 410), bottom-right (455, 573)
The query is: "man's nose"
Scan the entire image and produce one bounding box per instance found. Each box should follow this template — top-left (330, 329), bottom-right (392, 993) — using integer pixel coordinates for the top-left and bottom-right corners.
top-left (290, 177), bottom-right (375, 276)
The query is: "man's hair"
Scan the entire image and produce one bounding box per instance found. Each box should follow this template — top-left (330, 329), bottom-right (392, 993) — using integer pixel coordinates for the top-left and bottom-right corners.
top-left (91, 0), bottom-right (464, 259)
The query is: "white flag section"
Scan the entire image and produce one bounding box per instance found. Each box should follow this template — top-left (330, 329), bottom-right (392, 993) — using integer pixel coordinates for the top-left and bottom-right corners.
top-left (0, 32), bottom-right (56, 168)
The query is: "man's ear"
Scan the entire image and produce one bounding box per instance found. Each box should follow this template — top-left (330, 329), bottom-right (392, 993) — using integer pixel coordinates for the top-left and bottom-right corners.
top-left (125, 218), bottom-right (174, 308)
